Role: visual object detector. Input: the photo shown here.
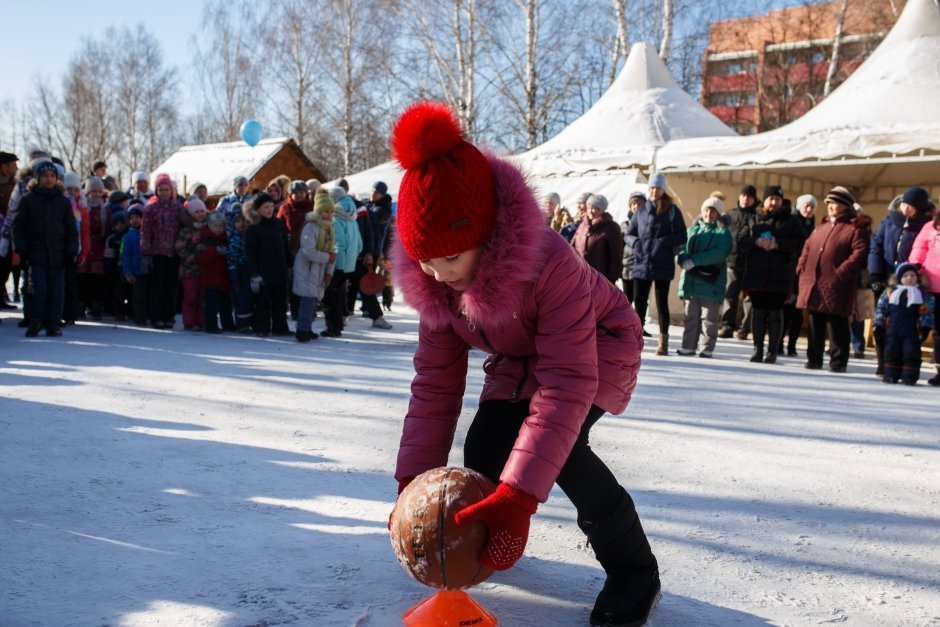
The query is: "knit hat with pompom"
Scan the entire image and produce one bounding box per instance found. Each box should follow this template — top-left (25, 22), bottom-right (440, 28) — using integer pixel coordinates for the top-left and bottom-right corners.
top-left (391, 101), bottom-right (496, 260)
top-left (313, 187), bottom-right (335, 215)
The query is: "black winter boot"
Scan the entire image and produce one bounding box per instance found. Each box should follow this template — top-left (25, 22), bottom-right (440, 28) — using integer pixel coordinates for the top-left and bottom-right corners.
top-left (764, 310), bottom-right (782, 364)
top-left (25, 320), bottom-right (42, 337)
top-left (749, 309), bottom-right (767, 362)
top-left (579, 489), bottom-right (661, 626)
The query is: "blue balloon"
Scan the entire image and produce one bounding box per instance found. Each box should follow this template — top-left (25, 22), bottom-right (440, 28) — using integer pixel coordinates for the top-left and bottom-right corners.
top-left (240, 119), bottom-right (263, 147)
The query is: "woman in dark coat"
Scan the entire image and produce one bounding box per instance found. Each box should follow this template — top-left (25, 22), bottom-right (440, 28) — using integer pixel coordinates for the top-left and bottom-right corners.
top-left (572, 194), bottom-right (623, 285)
top-left (625, 172), bottom-right (687, 355)
top-left (740, 185), bottom-right (806, 363)
top-left (796, 186), bottom-right (870, 372)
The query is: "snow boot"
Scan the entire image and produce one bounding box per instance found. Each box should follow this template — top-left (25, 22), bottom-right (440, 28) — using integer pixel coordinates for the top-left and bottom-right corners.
top-left (928, 365), bottom-right (940, 387)
top-left (764, 310), bottom-right (782, 364)
top-left (579, 489), bottom-right (661, 627)
top-left (655, 334), bottom-right (668, 356)
top-left (25, 320), bottom-right (42, 338)
top-left (749, 309), bottom-right (767, 362)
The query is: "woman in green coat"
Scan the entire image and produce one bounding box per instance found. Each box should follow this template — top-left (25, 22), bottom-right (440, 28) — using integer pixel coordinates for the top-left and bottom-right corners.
top-left (676, 196), bottom-right (732, 357)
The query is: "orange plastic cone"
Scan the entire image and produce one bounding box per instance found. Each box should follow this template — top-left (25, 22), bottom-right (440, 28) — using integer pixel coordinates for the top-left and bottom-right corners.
top-left (403, 589), bottom-right (498, 626)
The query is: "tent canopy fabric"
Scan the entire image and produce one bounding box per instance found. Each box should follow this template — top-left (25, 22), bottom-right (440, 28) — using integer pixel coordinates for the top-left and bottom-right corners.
top-left (658, 0), bottom-right (940, 171)
top-left (520, 42), bottom-right (736, 178)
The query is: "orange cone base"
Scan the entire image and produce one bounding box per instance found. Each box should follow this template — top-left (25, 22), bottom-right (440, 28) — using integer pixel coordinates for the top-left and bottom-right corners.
top-left (403, 589), bottom-right (498, 626)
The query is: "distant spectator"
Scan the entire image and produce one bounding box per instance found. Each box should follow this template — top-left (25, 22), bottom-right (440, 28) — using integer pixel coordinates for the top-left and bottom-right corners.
top-left (719, 184), bottom-right (760, 339)
top-left (244, 192), bottom-right (291, 337)
top-left (561, 192), bottom-right (590, 243)
top-left (620, 191), bottom-right (645, 303)
top-left (140, 173), bottom-right (182, 329)
top-left (909, 212), bottom-right (940, 386)
top-left (782, 194), bottom-right (817, 356)
top-left (572, 193), bottom-right (623, 285)
top-left (676, 196), bottom-right (732, 358)
top-left (874, 262), bottom-right (935, 385)
top-left (796, 186), bottom-right (869, 372)
top-left (625, 172), bottom-right (687, 354)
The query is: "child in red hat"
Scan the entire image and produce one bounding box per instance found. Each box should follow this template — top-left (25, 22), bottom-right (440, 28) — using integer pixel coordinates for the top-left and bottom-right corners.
top-left (390, 102), bottom-right (659, 626)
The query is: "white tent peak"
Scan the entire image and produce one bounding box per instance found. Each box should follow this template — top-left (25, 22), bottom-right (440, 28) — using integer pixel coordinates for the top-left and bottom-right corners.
top-left (658, 0), bottom-right (940, 171)
top-left (522, 41), bottom-right (735, 173)
top-left (874, 0), bottom-right (940, 54)
top-left (615, 42), bottom-right (683, 92)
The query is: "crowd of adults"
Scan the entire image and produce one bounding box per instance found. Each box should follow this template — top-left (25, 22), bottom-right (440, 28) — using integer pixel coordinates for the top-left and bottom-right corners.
top-left (0, 148), bottom-right (396, 343)
top-left (548, 175), bottom-right (939, 386)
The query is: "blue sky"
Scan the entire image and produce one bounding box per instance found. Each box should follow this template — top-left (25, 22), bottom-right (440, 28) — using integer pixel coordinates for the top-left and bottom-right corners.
top-left (0, 0), bottom-right (819, 114)
top-left (0, 0), bottom-right (203, 107)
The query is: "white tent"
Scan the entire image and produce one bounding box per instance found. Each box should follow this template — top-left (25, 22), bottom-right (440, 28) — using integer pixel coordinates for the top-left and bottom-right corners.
top-left (327, 160), bottom-right (404, 203)
top-left (517, 42), bottom-right (736, 222)
top-left (657, 0), bottom-right (940, 206)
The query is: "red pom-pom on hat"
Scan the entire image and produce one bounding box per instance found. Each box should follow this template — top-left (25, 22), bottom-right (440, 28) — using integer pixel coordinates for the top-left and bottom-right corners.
top-left (391, 102), bottom-right (465, 170)
top-left (391, 102), bottom-right (497, 261)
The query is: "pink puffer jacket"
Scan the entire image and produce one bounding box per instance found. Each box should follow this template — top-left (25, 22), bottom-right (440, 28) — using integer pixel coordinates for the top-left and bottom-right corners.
top-left (909, 220), bottom-right (940, 293)
top-left (393, 153), bottom-right (644, 502)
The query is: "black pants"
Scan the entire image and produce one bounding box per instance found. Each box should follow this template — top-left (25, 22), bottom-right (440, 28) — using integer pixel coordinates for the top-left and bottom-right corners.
top-left (78, 273), bottom-right (108, 317)
top-left (346, 260), bottom-right (382, 320)
top-left (807, 311), bottom-right (850, 368)
top-left (26, 265), bottom-right (65, 330)
top-left (464, 400), bottom-right (622, 524)
top-left (720, 266), bottom-right (749, 332)
top-left (324, 270), bottom-right (347, 333)
top-left (252, 282), bottom-right (288, 334)
top-left (229, 267), bottom-right (252, 330)
top-left (884, 330), bottom-right (922, 383)
top-left (130, 275), bottom-right (150, 324)
top-left (620, 277), bottom-right (634, 305)
top-left (149, 255), bottom-right (179, 325)
top-left (204, 289), bottom-right (233, 332)
top-left (632, 279), bottom-right (671, 334)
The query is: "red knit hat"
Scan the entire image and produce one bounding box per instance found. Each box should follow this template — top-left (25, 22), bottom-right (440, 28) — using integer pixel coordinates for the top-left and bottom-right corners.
top-left (391, 102), bottom-right (496, 261)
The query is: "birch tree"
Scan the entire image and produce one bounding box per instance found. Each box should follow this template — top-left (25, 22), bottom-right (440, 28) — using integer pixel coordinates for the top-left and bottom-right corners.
top-left (659, 0), bottom-right (674, 60)
top-left (395, 0), bottom-right (491, 138)
top-left (264, 0), bottom-right (325, 158)
top-left (191, 0), bottom-right (260, 142)
top-left (609, 0), bottom-right (630, 86)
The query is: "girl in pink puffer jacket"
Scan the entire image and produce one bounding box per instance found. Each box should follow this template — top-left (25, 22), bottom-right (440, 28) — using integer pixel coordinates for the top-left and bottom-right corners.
top-left (390, 103), bottom-right (659, 627)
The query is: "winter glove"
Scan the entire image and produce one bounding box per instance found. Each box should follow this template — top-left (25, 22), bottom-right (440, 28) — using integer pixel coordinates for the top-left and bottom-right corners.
top-left (250, 275), bottom-right (263, 294)
top-left (0, 237), bottom-right (9, 257)
top-left (870, 274), bottom-right (885, 293)
top-left (681, 259), bottom-right (695, 271)
top-left (124, 272), bottom-right (136, 284)
top-left (454, 483), bottom-right (538, 571)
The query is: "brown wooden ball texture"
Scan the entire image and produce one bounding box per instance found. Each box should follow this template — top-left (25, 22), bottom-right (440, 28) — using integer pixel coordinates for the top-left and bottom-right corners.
top-left (390, 466), bottom-right (496, 590)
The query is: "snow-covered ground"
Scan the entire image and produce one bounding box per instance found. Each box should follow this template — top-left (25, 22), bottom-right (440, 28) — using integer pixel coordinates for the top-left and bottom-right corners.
top-left (1, 302), bottom-right (937, 627)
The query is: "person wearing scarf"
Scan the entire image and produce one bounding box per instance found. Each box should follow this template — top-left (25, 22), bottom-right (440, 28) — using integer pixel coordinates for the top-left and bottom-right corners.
top-left (874, 261), bottom-right (935, 384)
top-left (292, 188), bottom-right (336, 342)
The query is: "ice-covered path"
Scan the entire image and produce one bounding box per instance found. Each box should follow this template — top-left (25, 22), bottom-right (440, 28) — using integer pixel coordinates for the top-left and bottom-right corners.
top-left (1, 305), bottom-right (937, 626)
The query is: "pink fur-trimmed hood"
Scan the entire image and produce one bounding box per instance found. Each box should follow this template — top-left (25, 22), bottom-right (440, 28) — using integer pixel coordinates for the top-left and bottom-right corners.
top-left (392, 152), bottom-right (546, 329)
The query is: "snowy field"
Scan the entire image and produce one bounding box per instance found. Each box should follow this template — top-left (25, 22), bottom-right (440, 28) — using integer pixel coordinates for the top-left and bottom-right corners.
top-left (1, 301), bottom-right (937, 627)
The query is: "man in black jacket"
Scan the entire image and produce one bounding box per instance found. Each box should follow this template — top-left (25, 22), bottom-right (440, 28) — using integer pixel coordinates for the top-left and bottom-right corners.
top-left (719, 184), bottom-right (760, 339)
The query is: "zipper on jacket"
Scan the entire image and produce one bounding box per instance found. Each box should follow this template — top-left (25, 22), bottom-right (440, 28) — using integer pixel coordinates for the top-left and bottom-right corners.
top-left (509, 357), bottom-right (529, 403)
top-left (477, 325), bottom-right (528, 404)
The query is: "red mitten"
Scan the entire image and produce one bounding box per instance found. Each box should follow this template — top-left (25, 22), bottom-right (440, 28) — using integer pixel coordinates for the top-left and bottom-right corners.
top-left (454, 483), bottom-right (538, 570)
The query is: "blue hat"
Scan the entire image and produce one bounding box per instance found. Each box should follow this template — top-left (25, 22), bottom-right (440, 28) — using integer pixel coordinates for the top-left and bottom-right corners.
top-left (373, 181), bottom-right (388, 195)
top-left (111, 210), bottom-right (126, 223)
top-left (901, 186), bottom-right (929, 212)
top-left (126, 206), bottom-right (143, 219)
top-left (33, 159), bottom-right (57, 179)
top-left (648, 172), bottom-right (666, 189)
top-left (894, 261), bottom-right (920, 278)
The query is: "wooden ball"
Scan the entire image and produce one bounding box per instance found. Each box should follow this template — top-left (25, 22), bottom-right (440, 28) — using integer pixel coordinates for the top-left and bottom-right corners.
top-left (390, 466), bottom-right (496, 589)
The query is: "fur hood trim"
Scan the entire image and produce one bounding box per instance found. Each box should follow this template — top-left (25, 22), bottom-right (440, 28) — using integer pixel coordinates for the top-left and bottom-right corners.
top-left (392, 152), bottom-right (547, 330)
top-left (26, 179), bottom-right (65, 194)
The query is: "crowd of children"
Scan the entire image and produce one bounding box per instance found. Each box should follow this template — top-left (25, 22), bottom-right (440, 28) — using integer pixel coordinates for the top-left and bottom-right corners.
top-left (0, 149), bottom-right (396, 343)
